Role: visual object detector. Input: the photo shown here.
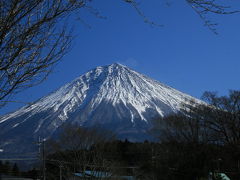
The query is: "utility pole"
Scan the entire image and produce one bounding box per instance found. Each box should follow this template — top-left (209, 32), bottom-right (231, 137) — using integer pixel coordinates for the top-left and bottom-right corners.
top-left (38, 137), bottom-right (46, 180)
top-left (59, 164), bottom-right (63, 180)
top-left (43, 139), bottom-right (46, 180)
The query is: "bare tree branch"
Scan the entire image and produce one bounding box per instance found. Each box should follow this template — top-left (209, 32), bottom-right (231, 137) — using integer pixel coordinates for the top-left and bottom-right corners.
top-left (186, 0), bottom-right (240, 34)
top-left (125, 0), bottom-right (240, 33)
top-left (0, 0), bottom-right (89, 108)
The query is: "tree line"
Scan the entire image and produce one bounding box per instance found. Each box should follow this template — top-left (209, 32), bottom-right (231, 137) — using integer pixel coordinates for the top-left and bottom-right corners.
top-left (150, 90), bottom-right (240, 180)
top-left (0, 161), bottom-right (19, 177)
top-left (42, 90), bottom-right (240, 180)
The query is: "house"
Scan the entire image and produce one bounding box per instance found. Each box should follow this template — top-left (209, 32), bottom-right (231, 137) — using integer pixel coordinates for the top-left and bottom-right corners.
top-left (209, 172), bottom-right (231, 180)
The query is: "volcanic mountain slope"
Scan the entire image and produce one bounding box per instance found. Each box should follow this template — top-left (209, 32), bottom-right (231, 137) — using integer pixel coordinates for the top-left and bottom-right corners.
top-left (0, 63), bottom-right (202, 154)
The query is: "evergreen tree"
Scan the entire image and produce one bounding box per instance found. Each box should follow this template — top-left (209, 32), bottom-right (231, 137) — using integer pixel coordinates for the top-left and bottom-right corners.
top-left (0, 160), bottom-right (3, 173)
top-left (2, 161), bottom-right (11, 175)
top-left (27, 168), bottom-right (38, 180)
top-left (12, 163), bottom-right (19, 177)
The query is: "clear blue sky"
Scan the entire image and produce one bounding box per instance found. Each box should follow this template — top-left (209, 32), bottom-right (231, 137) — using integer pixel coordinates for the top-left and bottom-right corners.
top-left (1, 0), bottom-right (240, 115)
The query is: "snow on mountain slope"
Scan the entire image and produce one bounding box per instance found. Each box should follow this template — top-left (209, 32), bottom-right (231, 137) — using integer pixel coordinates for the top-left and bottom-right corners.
top-left (0, 63), bottom-right (202, 153)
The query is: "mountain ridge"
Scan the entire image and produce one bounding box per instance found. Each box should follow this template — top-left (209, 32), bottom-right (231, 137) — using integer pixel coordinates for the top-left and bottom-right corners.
top-left (0, 63), bottom-right (202, 153)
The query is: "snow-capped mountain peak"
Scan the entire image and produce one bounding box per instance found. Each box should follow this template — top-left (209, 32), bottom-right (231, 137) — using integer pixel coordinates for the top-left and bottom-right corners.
top-left (0, 63), bottom-right (202, 153)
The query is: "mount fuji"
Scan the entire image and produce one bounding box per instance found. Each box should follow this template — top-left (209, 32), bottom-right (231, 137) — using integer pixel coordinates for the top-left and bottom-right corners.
top-left (0, 63), bottom-right (202, 154)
